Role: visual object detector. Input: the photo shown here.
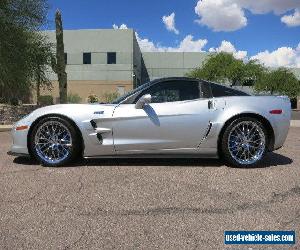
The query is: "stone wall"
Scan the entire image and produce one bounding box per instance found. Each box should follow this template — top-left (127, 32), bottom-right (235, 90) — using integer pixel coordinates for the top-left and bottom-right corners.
top-left (0, 104), bottom-right (39, 125)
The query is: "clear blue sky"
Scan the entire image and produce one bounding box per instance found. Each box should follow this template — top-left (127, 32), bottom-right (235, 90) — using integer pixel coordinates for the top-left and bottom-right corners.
top-left (46, 0), bottom-right (300, 66)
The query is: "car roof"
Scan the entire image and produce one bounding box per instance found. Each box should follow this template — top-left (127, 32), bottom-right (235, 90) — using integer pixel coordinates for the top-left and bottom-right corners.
top-left (149, 77), bottom-right (250, 95)
top-left (151, 77), bottom-right (199, 82)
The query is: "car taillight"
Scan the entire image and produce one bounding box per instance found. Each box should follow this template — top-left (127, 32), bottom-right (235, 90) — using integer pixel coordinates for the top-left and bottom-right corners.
top-left (269, 109), bottom-right (282, 114)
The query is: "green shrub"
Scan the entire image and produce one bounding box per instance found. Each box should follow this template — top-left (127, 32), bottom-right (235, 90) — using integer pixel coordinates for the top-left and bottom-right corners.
top-left (87, 94), bottom-right (99, 103)
top-left (102, 92), bottom-right (120, 103)
top-left (67, 93), bottom-right (82, 103)
top-left (38, 95), bottom-right (53, 106)
top-left (9, 97), bottom-right (19, 106)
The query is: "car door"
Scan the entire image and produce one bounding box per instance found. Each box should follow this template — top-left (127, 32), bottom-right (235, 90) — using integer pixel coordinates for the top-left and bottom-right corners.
top-left (112, 80), bottom-right (213, 154)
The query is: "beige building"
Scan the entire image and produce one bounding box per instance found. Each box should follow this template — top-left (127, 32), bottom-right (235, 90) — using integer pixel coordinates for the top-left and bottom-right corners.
top-left (43, 29), bottom-right (300, 108)
top-left (43, 29), bottom-right (143, 103)
top-left (43, 29), bottom-right (211, 103)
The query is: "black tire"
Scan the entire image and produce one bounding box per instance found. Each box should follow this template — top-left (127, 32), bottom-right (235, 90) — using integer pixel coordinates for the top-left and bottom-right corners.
top-left (29, 116), bottom-right (81, 167)
top-left (220, 117), bottom-right (268, 168)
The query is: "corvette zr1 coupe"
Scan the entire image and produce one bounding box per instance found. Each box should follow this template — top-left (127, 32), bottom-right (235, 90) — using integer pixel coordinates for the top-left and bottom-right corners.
top-left (8, 77), bottom-right (291, 167)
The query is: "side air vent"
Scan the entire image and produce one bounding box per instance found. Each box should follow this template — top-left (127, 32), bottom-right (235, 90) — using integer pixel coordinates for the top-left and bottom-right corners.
top-left (205, 122), bottom-right (212, 138)
top-left (90, 120), bottom-right (97, 129)
top-left (96, 133), bottom-right (103, 144)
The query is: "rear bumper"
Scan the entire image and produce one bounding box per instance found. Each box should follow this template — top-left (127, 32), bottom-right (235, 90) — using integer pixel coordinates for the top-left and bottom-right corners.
top-left (269, 114), bottom-right (291, 151)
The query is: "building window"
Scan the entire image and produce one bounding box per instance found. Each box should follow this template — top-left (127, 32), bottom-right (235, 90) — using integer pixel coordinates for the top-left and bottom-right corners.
top-left (107, 52), bottom-right (116, 64)
top-left (64, 53), bottom-right (67, 65)
top-left (83, 52), bottom-right (91, 64)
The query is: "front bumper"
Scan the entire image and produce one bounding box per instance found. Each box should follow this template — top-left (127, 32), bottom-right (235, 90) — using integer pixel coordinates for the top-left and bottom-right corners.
top-left (7, 151), bottom-right (29, 157)
top-left (10, 122), bottom-right (30, 156)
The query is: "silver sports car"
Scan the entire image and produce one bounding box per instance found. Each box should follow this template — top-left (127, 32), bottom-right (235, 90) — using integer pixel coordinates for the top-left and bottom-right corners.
top-left (8, 77), bottom-right (291, 167)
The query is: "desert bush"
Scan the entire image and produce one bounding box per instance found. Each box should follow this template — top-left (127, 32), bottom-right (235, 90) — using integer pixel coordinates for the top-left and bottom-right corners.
top-left (87, 94), bottom-right (99, 103)
top-left (9, 97), bottom-right (20, 106)
top-left (38, 95), bottom-right (53, 106)
top-left (102, 92), bottom-right (120, 103)
top-left (67, 93), bottom-right (82, 103)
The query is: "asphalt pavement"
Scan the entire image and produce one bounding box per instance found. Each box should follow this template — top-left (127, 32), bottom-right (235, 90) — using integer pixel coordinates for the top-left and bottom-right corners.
top-left (0, 130), bottom-right (299, 249)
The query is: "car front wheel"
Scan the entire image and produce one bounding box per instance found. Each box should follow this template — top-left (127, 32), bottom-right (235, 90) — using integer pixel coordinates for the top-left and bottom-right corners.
top-left (29, 117), bottom-right (81, 167)
top-left (221, 117), bottom-right (268, 167)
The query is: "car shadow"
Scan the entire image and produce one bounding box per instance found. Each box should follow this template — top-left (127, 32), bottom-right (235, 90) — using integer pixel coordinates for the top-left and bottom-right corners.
top-left (262, 152), bottom-right (293, 166)
top-left (82, 158), bottom-right (223, 167)
top-left (227, 152), bottom-right (293, 169)
top-left (13, 157), bottom-right (39, 166)
top-left (12, 152), bottom-right (293, 168)
top-left (12, 156), bottom-right (223, 167)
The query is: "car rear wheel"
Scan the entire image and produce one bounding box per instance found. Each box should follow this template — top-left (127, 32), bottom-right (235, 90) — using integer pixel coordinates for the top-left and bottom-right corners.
top-left (221, 117), bottom-right (267, 167)
top-left (29, 117), bottom-right (81, 167)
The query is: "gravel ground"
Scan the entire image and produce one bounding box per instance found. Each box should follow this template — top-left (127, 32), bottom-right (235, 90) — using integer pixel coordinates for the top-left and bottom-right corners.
top-left (0, 129), bottom-right (299, 250)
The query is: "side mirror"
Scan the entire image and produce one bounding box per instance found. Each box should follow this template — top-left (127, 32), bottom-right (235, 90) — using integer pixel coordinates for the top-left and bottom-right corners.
top-left (135, 94), bottom-right (152, 109)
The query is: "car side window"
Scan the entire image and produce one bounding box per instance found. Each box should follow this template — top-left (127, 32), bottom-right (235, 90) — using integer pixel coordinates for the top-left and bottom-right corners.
top-left (137, 80), bottom-right (201, 103)
top-left (211, 83), bottom-right (249, 97)
top-left (199, 81), bottom-right (212, 99)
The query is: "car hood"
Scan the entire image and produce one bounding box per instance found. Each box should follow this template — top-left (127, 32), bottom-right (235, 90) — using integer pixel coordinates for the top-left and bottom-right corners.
top-left (16, 103), bottom-right (118, 126)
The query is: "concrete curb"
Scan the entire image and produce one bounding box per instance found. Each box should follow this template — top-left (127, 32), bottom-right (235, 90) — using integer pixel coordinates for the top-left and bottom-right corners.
top-left (0, 125), bottom-right (13, 132)
top-left (291, 120), bottom-right (300, 127)
top-left (1, 120), bottom-right (300, 132)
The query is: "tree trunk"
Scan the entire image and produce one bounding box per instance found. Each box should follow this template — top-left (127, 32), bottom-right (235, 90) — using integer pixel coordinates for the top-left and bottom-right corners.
top-left (55, 10), bottom-right (67, 104)
top-left (58, 71), bottom-right (67, 103)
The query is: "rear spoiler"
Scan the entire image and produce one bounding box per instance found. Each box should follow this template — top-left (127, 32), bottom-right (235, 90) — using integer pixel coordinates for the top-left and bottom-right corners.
top-left (276, 95), bottom-right (290, 103)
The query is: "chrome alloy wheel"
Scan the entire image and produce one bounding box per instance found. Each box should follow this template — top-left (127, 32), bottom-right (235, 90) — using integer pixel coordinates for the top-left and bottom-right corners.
top-left (227, 121), bottom-right (265, 165)
top-left (34, 121), bottom-right (72, 164)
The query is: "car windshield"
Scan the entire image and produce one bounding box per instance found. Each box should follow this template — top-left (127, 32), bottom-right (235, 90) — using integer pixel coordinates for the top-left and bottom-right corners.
top-left (111, 80), bottom-right (153, 104)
